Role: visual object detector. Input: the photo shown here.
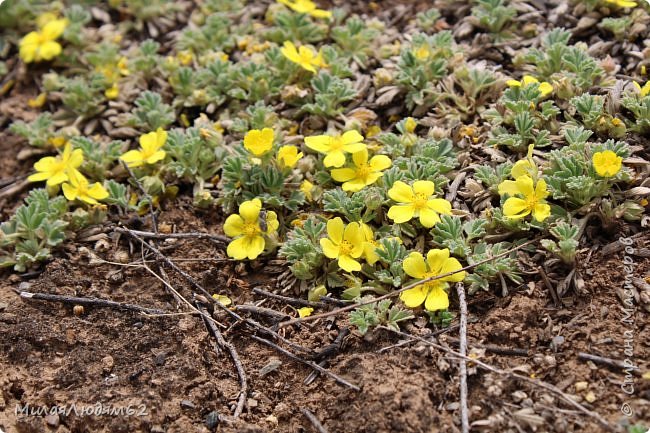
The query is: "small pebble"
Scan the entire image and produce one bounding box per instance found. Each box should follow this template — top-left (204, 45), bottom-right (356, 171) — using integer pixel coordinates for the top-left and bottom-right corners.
top-left (180, 400), bottom-right (196, 410)
top-left (154, 353), bottom-right (167, 366)
top-left (575, 381), bottom-right (589, 392)
top-left (205, 411), bottom-right (220, 429)
top-left (45, 414), bottom-right (59, 427)
top-left (585, 391), bottom-right (597, 403)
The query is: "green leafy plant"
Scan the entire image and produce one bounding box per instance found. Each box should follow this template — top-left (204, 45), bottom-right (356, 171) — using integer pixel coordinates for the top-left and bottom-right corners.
top-left (349, 298), bottom-right (414, 335)
top-left (0, 189), bottom-right (68, 272)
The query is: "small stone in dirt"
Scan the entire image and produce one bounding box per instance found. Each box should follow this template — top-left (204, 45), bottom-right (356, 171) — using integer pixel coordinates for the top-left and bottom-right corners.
top-left (180, 399), bottom-right (196, 410)
top-left (247, 398), bottom-right (258, 409)
top-left (584, 391), bottom-right (597, 403)
top-left (446, 402), bottom-right (459, 411)
top-left (102, 355), bottom-right (114, 373)
top-left (154, 352), bottom-right (167, 366)
top-left (18, 282), bottom-right (32, 291)
top-left (205, 411), bottom-right (220, 429)
top-left (574, 381), bottom-right (589, 392)
top-left (45, 413), bottom-right (60, 427)
top-left (0, 302), bottom-right (8, 311)
top-left (258, 357), bottom-right (282, 377)
top-left (178, 317), bottom-right (194, 331)
top-left (511, 390), bottom-right (527, 402)
top-left (151, 426), bottom-right (165, 433)
top-left (133, 322), bottom-right (144, 329)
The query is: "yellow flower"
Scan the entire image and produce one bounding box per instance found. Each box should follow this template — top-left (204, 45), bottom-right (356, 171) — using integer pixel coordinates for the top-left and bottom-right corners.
top-left (506, 75), bottom-right (553, 98)
top-left (604, 0), bottom-right (637, 7)
top-left (387, 180), bottom-right (452, 228)
top-left (28, 142), bottom-right (83, 186)
top-left (305, 130), bottom-right (366, 168)
top-left (224, 199), bottom-right (279, 260)
top-left (19, 18), bottom-right (68, 63)
top-left (330, 148), bottom-right (391, 192)
top-left (498, 176), bottom-right (551, 222)
top-left (61, 171), bottom-right (109, 205)
top-left (117, 57), bottom-right (130, 76)
top-left (48, 136), bottom-right (67, 148)
top-left (28, 92), bottom-right (47, 108)
top-left (277, 0), bottom-right (332, 18)
top-left (297, 307), bottom-right (314, 318)
top-left (212, 294), bottom-right (233, 306)
top-left (414, 45), bottom-right (430, 61)
top-left (633, 81), bottom-right (650, 97)
top-left (366, 125), bottom-right (382, 138)
top-left (404, 117), bottom-right (417, 134)
top-left (243, 128), bottom-right (274, 156)
top-left (400, 249), bottom-right (466, 312)
top-left (593, 150), bottom-right (622, 177)
top-left (277, 145), bottom-right (303, 168)
top-left (300, 179), bottom-right (315, 201)
top-left (358, 222), bottom-right (381, 265)
top-left (281, 41), bottom-right (326, 73)
top-left (320, 217), bottom-right (364, 272)
top-left (177, 50), bottom-right (193, 65)
top-left (105, 83), bottom-right (119, 100)
top-left (511, 159), bottom-right (536, 179)
top-left (120, 128), bottom-right (167, 168)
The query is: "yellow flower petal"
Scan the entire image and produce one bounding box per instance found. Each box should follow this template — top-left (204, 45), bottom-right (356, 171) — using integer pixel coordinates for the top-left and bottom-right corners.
top-left (330, 167), bottom-right (356, 182)
top-left (239, 199), bottom-right (262, 223)
top-left (418, 208), bottom-right (442, 228)
top-left (320, 238), bottom-right (340, 259)
top-left (387, 204), bottom-right (415, 223)
top-left (402, 252), bottom-right (427, 279)
top-left (223, 214), bottom-right (245, 237)
top-left (412, 180), bottom-right (435, 197)
top-left (503, 197), bottom-right (530, 218)
top-left (212, 294), bottom-right (232, 306)
top-left (297, 307), bottom-right (314, 318)
top-left (400, 285), bottom-right (427, 308)
top-left (326, 217), bottom-right (345, 245)
top-left (424, 286), bottom-right (449, 311)
top-left (338, 254), bottom-right (361, 272)
top-left (388, 181), bottom-right (415, 203)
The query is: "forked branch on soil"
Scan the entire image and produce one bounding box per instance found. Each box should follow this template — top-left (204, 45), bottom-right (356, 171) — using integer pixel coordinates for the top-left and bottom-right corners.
top-left (197, 302), bottom-right (248, 418)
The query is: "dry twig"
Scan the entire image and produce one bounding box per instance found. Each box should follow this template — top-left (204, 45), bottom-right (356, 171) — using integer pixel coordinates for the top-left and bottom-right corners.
top-left (197, 303), bottom-right (248, 418)
top-left (301, 408), bottom-right (329, 433)
top-left (17, 291), bottom-right (166, 315)
top-left (250, 335), bottom-right (360, 391)
top-left (456, 283), bottom-right (469, 433)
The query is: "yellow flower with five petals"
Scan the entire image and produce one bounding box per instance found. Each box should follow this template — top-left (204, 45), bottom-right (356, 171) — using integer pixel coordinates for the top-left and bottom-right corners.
top-left (61, 171), bottom-right (109, 205)
top-left (330, 148), bottom-right (391, 192)
top-left (277, 0), bottom-right (332, 18)
top-left (244, 128), bottom-right (274, 156)
top-left (506, 75), bottom-right (553, 98)
top-left (28, 142), bottom-right (83, 186)
top-left (498, 176), bottom-right (551, 222)
top-left (19, 18), bottom-right (68, 63)
top-left (400, 249), bottom-right (466, 312)
top-left (386, 180), bottom-right (452, 228)
top-left (633, 81), bottom-right (650, 97)
top-left (281, 41), bottom-right (326, 73)
top-left (120, 128), bottom-right (167, 168)
top-left (277, 145), bottom-right (303, 168)
top-left (305, 130), bottom-right (366, 168)
top-left (223, 199), bottom-right (279, 260)
top-left (592, 150), bottom-right (622, 177)
top-left (320, 217), bottom-right (364, 272)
